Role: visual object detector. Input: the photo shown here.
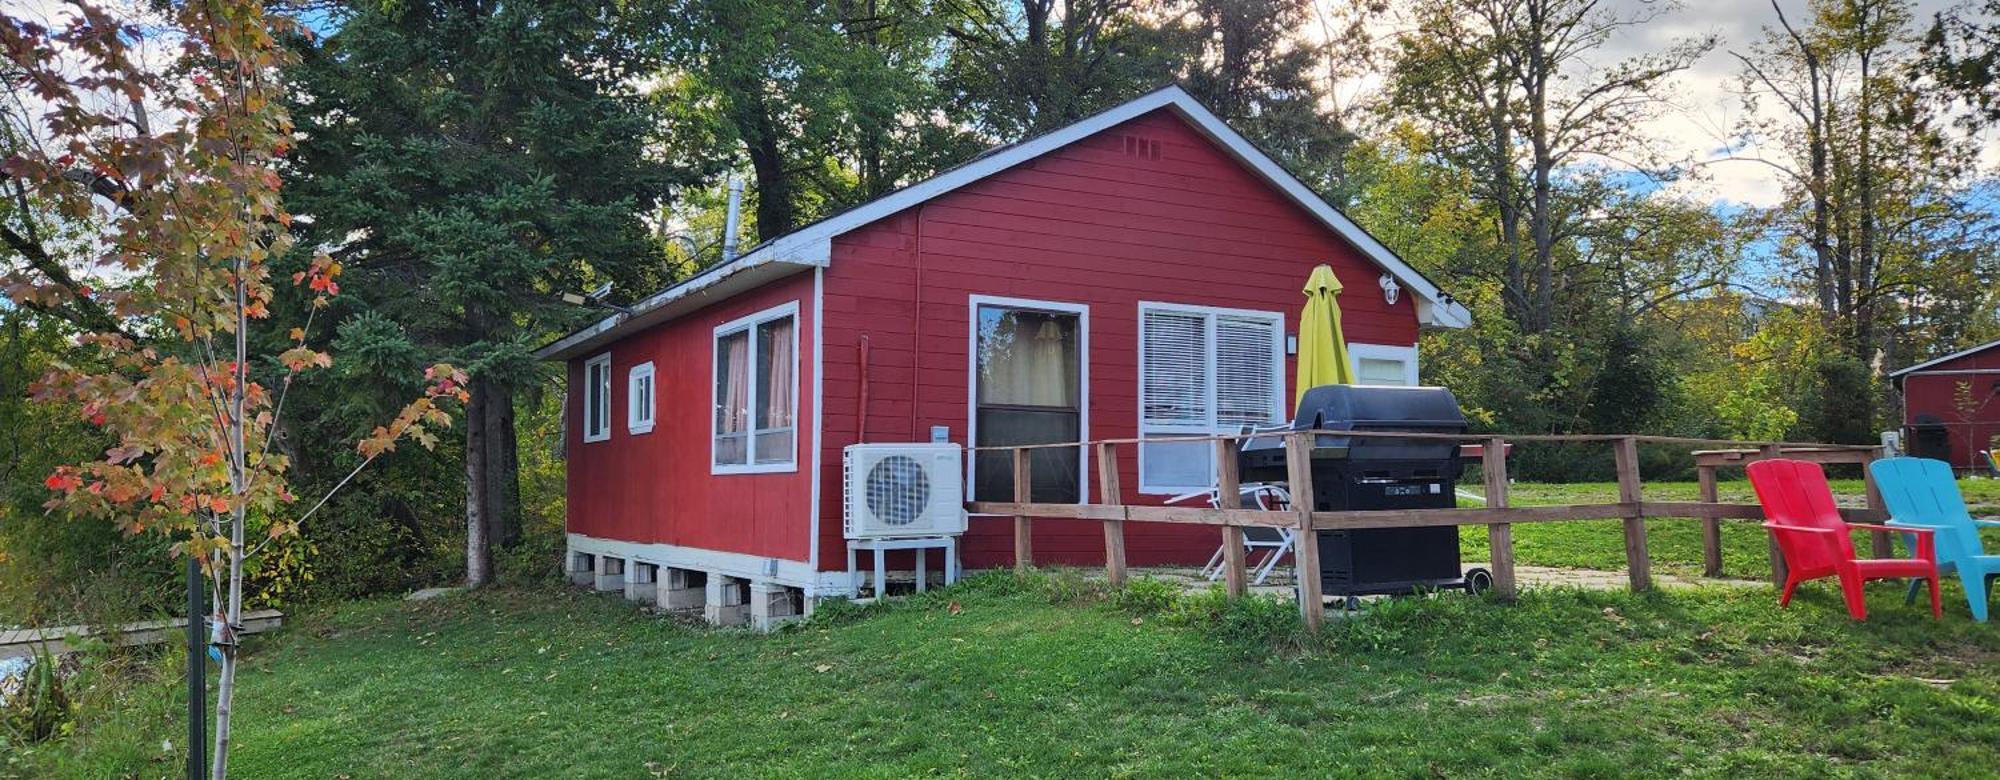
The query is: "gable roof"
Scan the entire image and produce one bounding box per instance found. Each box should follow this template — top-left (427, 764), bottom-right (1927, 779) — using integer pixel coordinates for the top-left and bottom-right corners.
top-left (1890, 338), bottom-right (2000, 379)
top-left (537, 84), bottom-right (1470, 361)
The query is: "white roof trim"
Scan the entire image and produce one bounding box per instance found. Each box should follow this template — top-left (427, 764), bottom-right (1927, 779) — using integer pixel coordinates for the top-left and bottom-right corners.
top-left (533, 238), bottom-right (826, 360)
top-left (1890, 338), bottom-right (2000, 378)
top-left (539, 85), bottom-right (1467, 360)
top-left (720, 85), bottom-right (1467, 327)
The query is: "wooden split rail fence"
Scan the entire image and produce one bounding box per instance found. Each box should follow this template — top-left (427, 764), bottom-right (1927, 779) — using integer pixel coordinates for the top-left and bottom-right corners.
top-left (0, 609), bottom-right (284, 660)
top-left (968, 431), bottom-right (1889, 630)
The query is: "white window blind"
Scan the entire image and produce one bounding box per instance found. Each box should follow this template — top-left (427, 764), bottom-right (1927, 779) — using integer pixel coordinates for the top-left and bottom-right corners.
top-left (1138, 304), bottom-right (1282, 493)
top-left (1216, 316), bottom-right (1281, 426)
top-left (1141, 310), bottom-right (1207, 428)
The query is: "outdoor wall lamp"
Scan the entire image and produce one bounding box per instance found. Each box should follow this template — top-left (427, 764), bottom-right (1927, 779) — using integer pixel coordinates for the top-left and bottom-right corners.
top-left (561, 281), bottom-right (634, 315)
top-left (1379, 273), bottom-right (1401, 306)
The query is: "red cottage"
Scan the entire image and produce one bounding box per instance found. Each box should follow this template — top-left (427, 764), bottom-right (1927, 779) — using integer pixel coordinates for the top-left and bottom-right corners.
top-left (536, 86), bottom-right (1471, 624)
top-left (1892, 338), bottom-right (2000, 472)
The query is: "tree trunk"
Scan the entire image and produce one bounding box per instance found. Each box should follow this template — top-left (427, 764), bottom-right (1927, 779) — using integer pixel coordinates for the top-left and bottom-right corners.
top-left (464, 382), bottom-right (492, 587)
top-left (1524, 0), bottom-right (1556, 335)
top-left (1853, 3), bottom-right (1879, 362)
top-left (1803, 52), bottom-right (1838, 324)
top-left (745, 110), bottom-right (793, 241)
top-left (483, 377), bottom-right (521, 549)
top-left (1483, 77), bottom-right (1527, 327)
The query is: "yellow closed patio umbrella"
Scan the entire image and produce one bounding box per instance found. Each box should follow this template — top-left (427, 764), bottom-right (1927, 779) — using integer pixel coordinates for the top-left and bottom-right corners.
top-left (1295, 263), bottom-right (1355, 408)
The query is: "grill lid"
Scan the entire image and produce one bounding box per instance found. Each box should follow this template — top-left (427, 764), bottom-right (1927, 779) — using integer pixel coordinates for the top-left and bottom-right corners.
top-left (1239, 385), bottom-right (1468, 467)
top-left (1292, 385), bottom-right (1467, 433)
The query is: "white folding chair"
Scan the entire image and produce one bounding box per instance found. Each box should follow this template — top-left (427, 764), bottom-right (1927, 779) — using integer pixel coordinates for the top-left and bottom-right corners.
top-left (1174, 482), bottom-right (1295, 585)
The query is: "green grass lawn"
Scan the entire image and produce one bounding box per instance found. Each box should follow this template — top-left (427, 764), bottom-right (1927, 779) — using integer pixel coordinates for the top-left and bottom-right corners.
top-left (1458, 478), bottom-right (2000, 581)
top-left (20, 574), bottom-right (2000, 779)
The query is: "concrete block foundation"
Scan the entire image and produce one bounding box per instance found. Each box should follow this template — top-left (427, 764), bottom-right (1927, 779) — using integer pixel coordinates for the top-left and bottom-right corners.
top-left (568, 549), bottom-right (815, 631)
top-left (704, 575), bottom-right (750, 627)
top-left (625, 562), bottom-right (658, 605)
top-left (567, 552), bottom-right (596, 587)
top-left (750, 582), bottom-right (805, 632)
top-left (658, 567), bottom-right (708, 612)
top-left (593, 555), bottom-right (626, 592)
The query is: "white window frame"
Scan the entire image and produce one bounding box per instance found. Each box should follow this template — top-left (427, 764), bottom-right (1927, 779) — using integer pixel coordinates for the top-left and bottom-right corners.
top-left (966, 295), bottom-right (1090, 504)
top-left (1349, 342), bottom-right (1420, 387)
top-left (1136, 301), bottom-right (1286, 495)
top-left (710, 300), bottom-right (801, 474)
top-left (627, 361), bottom-right (656, 435)
top-left (582, 352), bottom-right (612, 443)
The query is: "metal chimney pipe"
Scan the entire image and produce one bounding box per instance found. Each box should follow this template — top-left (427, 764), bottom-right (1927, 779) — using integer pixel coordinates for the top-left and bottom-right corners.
top-left (721, 177), bottom-right (743, 263)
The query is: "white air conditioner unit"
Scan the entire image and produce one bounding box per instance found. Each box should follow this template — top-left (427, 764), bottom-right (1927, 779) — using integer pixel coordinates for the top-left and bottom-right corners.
top-left (843, 443), bottom-right (967, 539)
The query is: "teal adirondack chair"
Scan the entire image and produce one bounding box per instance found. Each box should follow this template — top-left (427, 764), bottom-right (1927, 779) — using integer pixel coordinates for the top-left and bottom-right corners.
top-left (1870, 457), bottom-right (2000, 622)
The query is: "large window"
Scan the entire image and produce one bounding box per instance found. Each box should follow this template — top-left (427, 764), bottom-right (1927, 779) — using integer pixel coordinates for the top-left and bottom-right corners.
top-left (1138, 303), bottom-right (1284, 494)
top-left (582, 353), bottom-right (611, 443)
top-left (628, 361), bottom-right (656, 434)
top-left (713, 302), bottom-right (798, 472)
top-left (971, 298), bottom-right (1085, 503)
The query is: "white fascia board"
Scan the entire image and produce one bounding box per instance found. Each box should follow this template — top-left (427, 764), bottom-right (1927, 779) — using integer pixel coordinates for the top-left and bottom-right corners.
top-left (1152, 90), bottom-right (1470, 329)
top-left (748, 85), bottom-right (1469, 329)
top-left (534, 237), bottom-right (827, 361)
top-left (542, 84), bottom-right (1470, 361)
top-left (1888, 339), bottom-right (2000, 379)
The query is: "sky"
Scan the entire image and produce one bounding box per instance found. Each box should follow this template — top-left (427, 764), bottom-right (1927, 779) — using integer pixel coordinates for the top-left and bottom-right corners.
top-left (1322, 0), bottom-right (1983, 210)
top-left (1605, 0), bottom-right (1972, 208)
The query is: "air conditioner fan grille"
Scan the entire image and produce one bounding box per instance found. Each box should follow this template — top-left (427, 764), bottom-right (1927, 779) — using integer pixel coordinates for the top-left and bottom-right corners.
top-left (865, 455), bottom-right (930, 526)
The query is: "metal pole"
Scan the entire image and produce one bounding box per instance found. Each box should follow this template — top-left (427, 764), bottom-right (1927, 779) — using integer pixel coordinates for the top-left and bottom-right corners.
top-left (187, 556), bottom-right (205, 780)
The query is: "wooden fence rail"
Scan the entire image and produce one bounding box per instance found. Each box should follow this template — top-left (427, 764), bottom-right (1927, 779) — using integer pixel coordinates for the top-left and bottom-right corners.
top-left (1, 610), bottom-right (283, 660)
top-left (966, 430), bottom-right (1888, 631)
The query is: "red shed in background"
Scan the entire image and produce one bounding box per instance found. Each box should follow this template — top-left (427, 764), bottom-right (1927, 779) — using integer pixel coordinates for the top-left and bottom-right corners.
top-left (1892, 338), bottom-right (2000, 472)
top-left (536, 86), bottom-right (1471, 612)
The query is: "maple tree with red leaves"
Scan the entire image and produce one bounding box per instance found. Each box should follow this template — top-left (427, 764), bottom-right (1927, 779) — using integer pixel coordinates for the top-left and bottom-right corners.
top-left (2, 2), bottom-right (464, 775)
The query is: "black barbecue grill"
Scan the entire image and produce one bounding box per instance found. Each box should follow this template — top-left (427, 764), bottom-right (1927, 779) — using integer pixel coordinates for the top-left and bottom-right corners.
top-left (1240, 385), bottom-right (1490, 605)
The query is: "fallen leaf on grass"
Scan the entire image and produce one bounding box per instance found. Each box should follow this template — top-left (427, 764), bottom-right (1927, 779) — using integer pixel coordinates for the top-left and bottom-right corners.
top-left (947, 601), bottom-right (964, 615)
top-left (814, 663), bottom-right (833, 673)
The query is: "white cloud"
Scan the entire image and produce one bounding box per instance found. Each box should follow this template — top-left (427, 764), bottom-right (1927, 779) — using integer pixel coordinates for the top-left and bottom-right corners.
top-left (1323, 0), bottom-right (1976, 210)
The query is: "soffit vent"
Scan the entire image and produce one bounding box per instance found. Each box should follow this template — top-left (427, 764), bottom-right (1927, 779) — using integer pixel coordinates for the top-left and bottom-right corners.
top-left (1121, 134), bottom-right (1161, 162)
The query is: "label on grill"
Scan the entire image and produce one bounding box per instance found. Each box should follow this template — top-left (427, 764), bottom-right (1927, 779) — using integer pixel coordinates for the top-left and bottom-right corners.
top-left (1383, 484), bottom-right (1425, 496)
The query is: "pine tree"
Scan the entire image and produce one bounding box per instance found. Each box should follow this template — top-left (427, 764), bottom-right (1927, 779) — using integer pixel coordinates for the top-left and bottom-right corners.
top-left (284, 0), bottom-right (700, 584)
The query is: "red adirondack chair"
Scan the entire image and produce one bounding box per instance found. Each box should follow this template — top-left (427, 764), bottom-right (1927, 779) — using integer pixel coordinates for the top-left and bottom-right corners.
top-left (1746, 459), bottom-right (1942, 620)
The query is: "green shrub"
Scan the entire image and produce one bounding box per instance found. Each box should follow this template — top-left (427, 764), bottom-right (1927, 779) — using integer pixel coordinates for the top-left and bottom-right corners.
top-left (1109, 578), bottom-right (1179, 615)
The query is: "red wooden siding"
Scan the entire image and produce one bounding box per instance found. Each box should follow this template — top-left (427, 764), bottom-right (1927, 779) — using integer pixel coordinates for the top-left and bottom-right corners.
top-left (1901, 344), bottom-right (2000, 471)
top-left (565, 271), bottom-right (816, 562)
top-left (816, 108), bottom-right (1421, 570)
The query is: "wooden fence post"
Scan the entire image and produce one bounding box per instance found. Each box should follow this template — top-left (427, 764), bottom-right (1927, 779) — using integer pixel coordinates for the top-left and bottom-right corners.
top-left (1697, 464), bottom-right (1722, 577)
top-left (1759, 443), bottom-right (1787, 586)
top-left (1862, 446), bottom-right (1892, 558)
top-left (1483, 437), bottom-right (1516, 600)
top-left (1614, 437), bottom-right (1651, 592)
top-left (1012, 448), bottom-right (1033, 572)
top-left (1096, 442), bottom-right (1126, 587)
top-left (1285, 432), bottom-right (1323, 630)
top-left (1215, 438), bottom-right (1248, 598)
